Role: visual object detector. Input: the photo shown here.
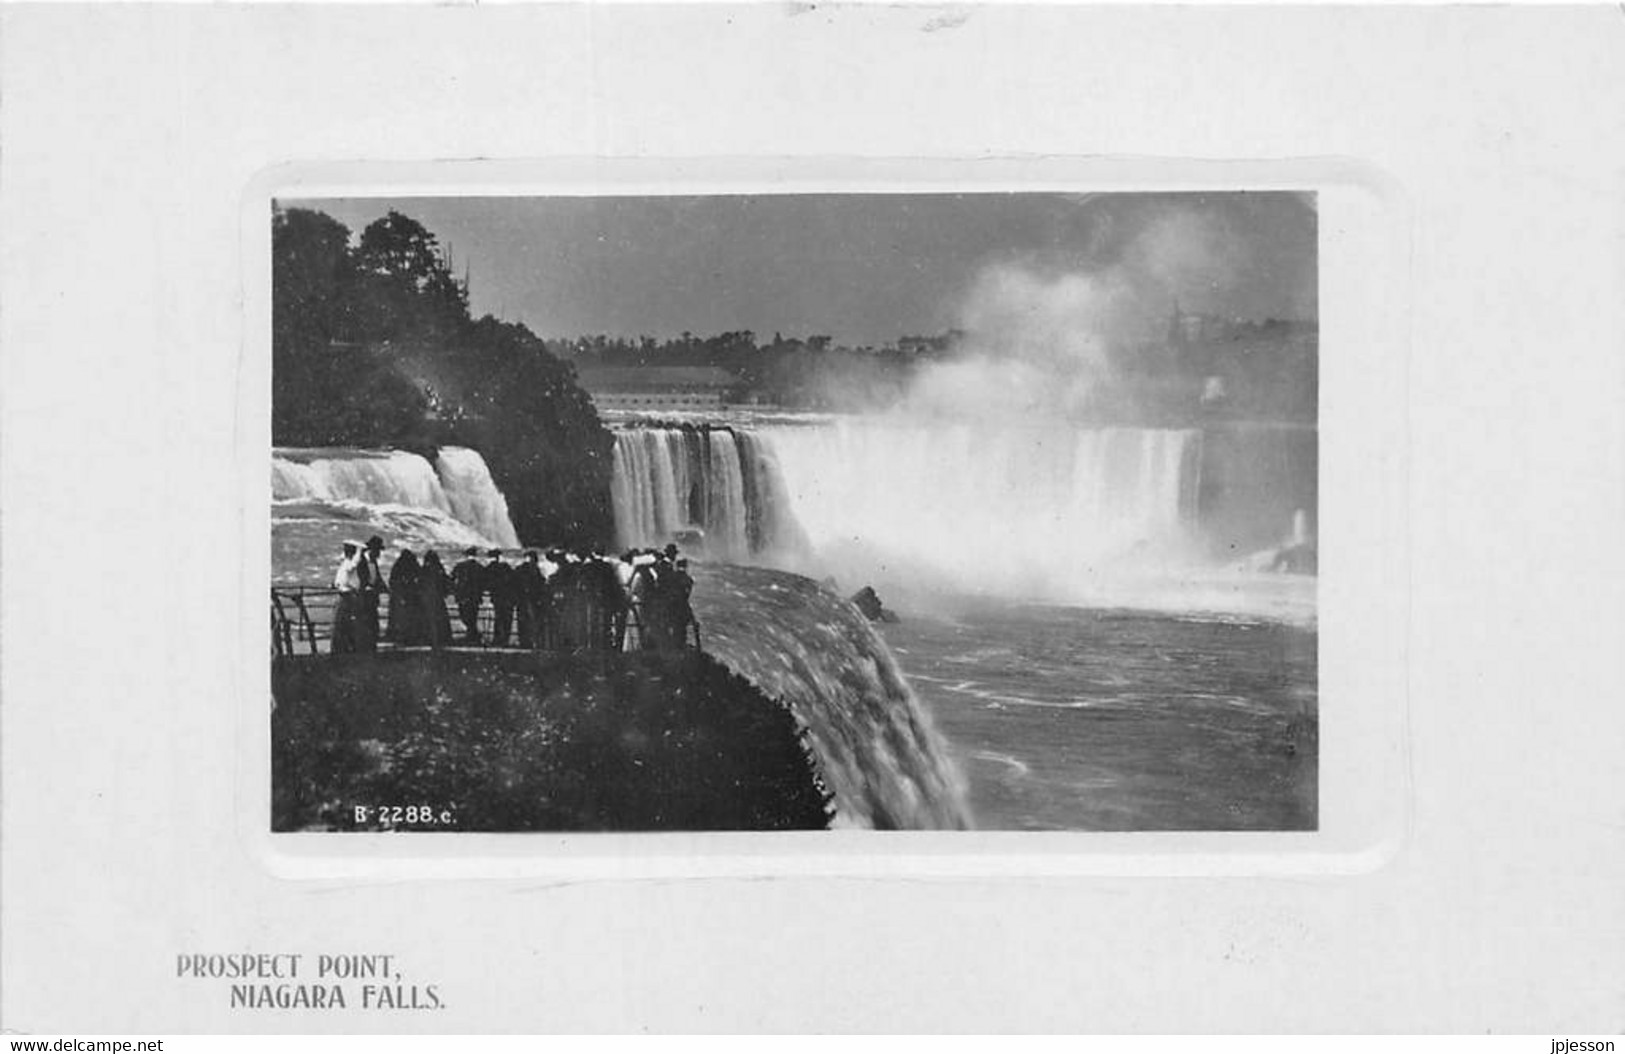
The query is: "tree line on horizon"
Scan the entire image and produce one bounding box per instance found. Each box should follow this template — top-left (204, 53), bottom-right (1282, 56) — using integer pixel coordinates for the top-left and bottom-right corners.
top-left (272, 205), bottom-right (614, 546)
top-left (557, 331), bottom-right (961, 411)
top-left (555, 318), bottom-right (1315, 420)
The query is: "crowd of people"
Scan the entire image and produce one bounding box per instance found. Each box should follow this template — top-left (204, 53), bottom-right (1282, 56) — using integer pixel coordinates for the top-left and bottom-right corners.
top-left (329, 535), bottom-right (697, 655)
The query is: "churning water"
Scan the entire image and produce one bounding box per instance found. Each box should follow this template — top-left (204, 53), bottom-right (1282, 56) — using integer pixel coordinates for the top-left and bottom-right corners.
top-left (609, 411), bottom-right (1318, 830)
top-left (881, 599), bottom-right (1316, 830)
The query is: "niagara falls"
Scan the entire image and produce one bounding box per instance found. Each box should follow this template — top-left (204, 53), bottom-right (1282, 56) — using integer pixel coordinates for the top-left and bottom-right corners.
top-left (596, 413), bottom-right (1315, 830)
top-left (269, 190), bottom-right (1318, 833)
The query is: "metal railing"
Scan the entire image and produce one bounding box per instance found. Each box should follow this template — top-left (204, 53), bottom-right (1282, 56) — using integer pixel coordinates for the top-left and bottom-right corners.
top-left (271, 586), bottom-right (700, 659)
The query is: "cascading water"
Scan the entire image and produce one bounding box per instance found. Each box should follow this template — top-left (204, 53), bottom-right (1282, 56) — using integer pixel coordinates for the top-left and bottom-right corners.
top-left (431, 447), bottom-right (522, 549)
top-left (703, 429), bottom-right (749, 558)
top-left (272, 446), bottom-right (522, 583)
top-left (733, 431), bottom-right (806, 556)
top-left (760, 420), bottom-right (1200, 573)
top-left (609, 416), bottom-right (1313, 615)
top-left (691, 563), bottom-right (972, 829)
top-left (272, 446), bottom-right (519, 546)
top-left (766, 420), bottom-right (1206, 599)
top-left (272, 449), bottom-right (454, 510)
top-left (610, 427), bottom-right (807, 562)
top-left (609, 420), bottom-right (1204, 596)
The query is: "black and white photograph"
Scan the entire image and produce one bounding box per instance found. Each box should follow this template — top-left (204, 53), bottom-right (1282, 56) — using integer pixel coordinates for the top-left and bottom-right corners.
top-left (270, 191), bottom-right (1317, 833)
top-left (7, 3), bottom-right (1623, 1036)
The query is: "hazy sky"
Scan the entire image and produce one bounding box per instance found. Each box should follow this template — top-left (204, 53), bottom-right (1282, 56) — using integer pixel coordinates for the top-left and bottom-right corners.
top-left (291, 192), bottom-right (1316, 347)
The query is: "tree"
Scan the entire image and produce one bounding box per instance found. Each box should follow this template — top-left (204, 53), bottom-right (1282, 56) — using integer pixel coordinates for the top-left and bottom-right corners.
top-left (272, 206), bottom-right (428, 446)
top-left (352, 210), bottom-right (468, 342)
top-left (272, 206), bottom-right (358, 352)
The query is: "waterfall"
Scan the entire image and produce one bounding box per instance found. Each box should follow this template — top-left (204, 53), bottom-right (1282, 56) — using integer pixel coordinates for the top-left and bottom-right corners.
top-left (432, 447), bottom-right (521, 548)
top-left (1059, 427), bottom-right (1199, 558)
top-left (613, 430), bottom-right (682, 551)
top-left (610, 417), bottom-right (1314, 605)
top-left (272, 446), bottom-right (520, 549)
top-left (753, 419), bottom-right (1206, 598)
top-left (272, 449), bottom-right (453, 510)
top-left (703, 429), bottom-right (749, 559)
top-left (734, 431), bottom-right (808, 555)
top-left (610, 421), bottom-right (1203, 582)
top-left (692, 563), bottom-right (972, 829)
top-left (610, 427), bottom-right (806, 562)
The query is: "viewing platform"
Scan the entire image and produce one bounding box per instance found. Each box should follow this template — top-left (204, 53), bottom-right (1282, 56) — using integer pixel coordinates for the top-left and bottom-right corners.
top-left (270, 586), bottom-right (700, 659)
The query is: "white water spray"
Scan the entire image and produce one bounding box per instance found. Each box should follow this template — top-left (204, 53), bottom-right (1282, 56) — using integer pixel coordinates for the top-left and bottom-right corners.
top-left (759, 419), bottom-right (1202, 600)
top-left (272, 446), bottom-right (520, 548)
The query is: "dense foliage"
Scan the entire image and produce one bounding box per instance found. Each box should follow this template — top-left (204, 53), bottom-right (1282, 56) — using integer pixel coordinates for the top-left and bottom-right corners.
top-left (272, 206), bottom-right (614, 546)
top-left (271, 651), bottom-right (834, 832)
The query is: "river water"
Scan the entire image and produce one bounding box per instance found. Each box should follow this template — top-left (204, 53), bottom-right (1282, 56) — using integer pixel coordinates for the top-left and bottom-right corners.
top-left (875, 595), bottom-right (1316, 831)
top-left (607, 410), bottom-right (1318, 831)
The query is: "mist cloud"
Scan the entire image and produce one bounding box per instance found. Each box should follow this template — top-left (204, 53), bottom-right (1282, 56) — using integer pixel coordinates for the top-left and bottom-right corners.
top-left (898, 205), bottom-right (1256, 421)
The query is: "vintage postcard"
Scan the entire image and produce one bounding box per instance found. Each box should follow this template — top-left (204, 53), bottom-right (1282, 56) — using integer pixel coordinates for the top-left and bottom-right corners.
top-left (9, 2), bottom-right (1620, 1036)
top-left (268, 190), bottom-right (1319, 835)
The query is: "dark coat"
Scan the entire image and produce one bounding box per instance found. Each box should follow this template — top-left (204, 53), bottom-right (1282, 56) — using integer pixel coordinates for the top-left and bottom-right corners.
top-left (514, 563), bottom-right (547, 606)
top-left (483, 560), bottom-right (518, 606)
top-left (451, 558), bottom-right (483, 604)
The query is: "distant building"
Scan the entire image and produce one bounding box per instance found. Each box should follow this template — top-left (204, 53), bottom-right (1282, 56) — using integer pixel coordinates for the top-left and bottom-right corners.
top-left (575, 366), bottom-right (740, 411)
top-left (897, 330), bottom-right (963, 357)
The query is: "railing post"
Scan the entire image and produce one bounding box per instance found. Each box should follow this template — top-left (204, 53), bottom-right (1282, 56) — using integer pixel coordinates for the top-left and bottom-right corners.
top-left (292, 594), bottom-right (318, 654)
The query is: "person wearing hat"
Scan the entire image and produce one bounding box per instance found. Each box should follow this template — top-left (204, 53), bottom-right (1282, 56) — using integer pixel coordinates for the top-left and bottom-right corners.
top-left (648, 551), bottom-right (690, 653)
top-left (385, 548), bottom-right (423, 646)
top-left (417, 550), bottom-right (453, 650)
top-left (483, 548), bottom-right (517, 647)
top-left (611, 551), bottom-right (639, 651)
top-left (669, 557), bottom-right (697, 649)
top-left (583, 545), bottom-right (626, 652)
top-left (354, 535), bottom-right (386, 653)
top-left (450, 546), bottom-right (485, 644)
top-left (639, 549), bottom-right (676, 651)
top-left (330, 540), bottom-right (365, 654)
top-left (627, 550), bottom-right (660, 650)
top-left (514, 550), bottom-right (546, 649)
top-left (552, 549), bottom-right (592, 651)
top-left (536, 548), bottom-right (563, 648)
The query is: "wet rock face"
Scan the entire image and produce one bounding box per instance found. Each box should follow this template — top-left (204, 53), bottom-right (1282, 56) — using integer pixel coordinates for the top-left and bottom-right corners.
top-left (691, 563), bottom-right (971, 830)
top-left (848, 586), bottom-right (900, 623)
top-left (272, 650), bottom-right (831, 832)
